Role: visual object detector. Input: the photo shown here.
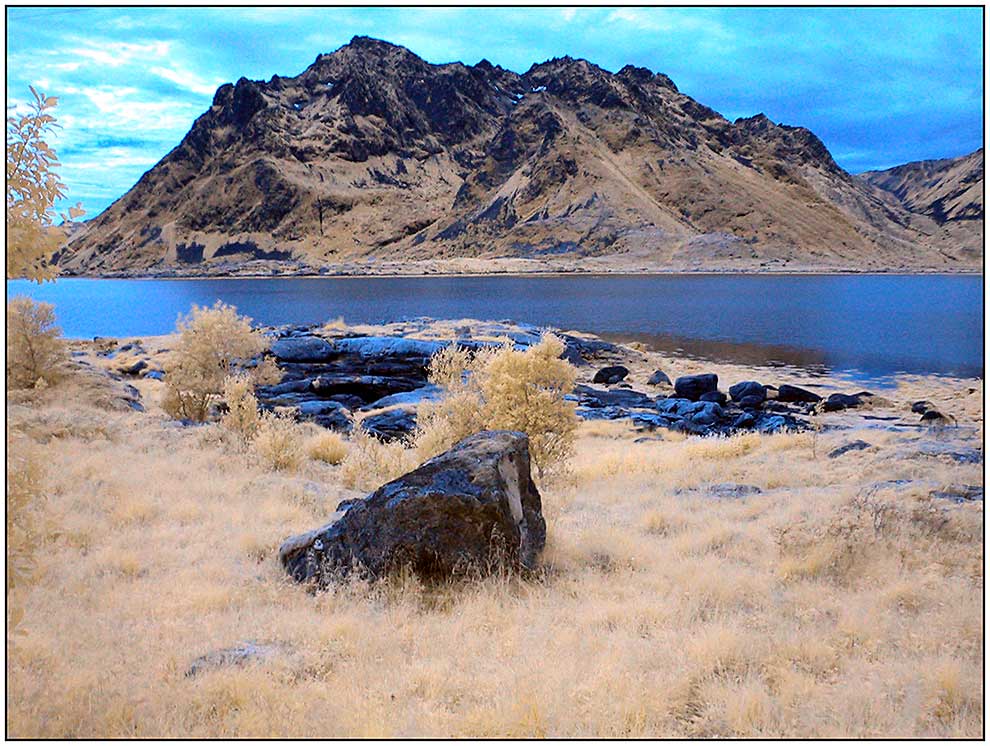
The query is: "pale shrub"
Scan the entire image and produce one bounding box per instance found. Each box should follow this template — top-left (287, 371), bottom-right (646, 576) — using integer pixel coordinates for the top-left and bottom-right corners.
top-left (341, 427), bottom-right (417, 491)
top-left (252, 410), bottom-right (305, 472)
top-left (474, 334), bottom-right (578, 478)
top-left (162, 302), bottom-right (278, 422)
top-left (6, 297), bottom-right (68, 389)
top-left (220, 375), bottom-right (261, 439)
top-left (306, 430), bottom-right (349, 465)
top-left (414, 335), bottom-right (578, 479)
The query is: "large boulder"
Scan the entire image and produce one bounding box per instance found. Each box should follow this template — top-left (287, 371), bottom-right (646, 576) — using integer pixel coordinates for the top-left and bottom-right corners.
top-left (279, 431), bottom-right (546, 584)
top-left (674, 373), bottom-right (718, 401)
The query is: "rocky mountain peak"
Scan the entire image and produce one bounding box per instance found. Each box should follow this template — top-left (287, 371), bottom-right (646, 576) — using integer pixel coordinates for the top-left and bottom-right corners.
top-left (60, 38), bottom-right (981, 276)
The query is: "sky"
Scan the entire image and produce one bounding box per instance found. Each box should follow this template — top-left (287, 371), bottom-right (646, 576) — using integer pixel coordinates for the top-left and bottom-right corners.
top-left (6, 6), bottom-right (984, 218)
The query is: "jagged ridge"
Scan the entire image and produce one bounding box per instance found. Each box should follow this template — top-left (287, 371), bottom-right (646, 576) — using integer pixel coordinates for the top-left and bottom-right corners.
top-left (60, 36), bottom-right (981, 275)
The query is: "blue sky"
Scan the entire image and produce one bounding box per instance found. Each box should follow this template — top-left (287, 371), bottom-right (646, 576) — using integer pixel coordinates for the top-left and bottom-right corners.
top-left (6, 6), bottom-right (984, 218)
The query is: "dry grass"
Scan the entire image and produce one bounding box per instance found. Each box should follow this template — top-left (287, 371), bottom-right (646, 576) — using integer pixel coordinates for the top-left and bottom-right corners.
top-left (4, 351), bottom-right (984, 738)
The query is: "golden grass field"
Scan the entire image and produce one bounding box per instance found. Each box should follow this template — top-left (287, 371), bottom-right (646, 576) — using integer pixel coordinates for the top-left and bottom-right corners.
top-left (5, 337), bottom-right (984, 738)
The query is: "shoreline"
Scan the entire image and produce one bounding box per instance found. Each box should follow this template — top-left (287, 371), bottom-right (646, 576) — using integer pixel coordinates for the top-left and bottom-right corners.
top-left (48, 267), bottom-right (986, 281)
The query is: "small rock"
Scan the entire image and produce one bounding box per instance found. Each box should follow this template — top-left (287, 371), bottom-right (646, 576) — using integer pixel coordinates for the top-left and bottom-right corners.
top-left (593, 365), bottom-right (629, 385)
top-left (699, 390), bottom-right (728, 405)
top-left (828, 440), bottom-right (872, 458)
top-left (930, 485), bottom-right (983, 503)
top-left (674, 373), bottom-right (718, 401)
top-left (186, 641), bottom-right (287, 677)
top-left (647, 370), bottom-right (672, 386)
top-left (776, 384), bottom-right (822, 404)
top-left (911, 400), bottom-right (935, 415)
top-left (709, 483), bottom-right (762, 499)
top-left (118, 359), bottom-right (147, 376)
top-left (729, 381), bottom-right (766, 403)
top-left (142, 369), bottom-right (165, 380)
top-left (732, 412), bottom-right (756, 429)
top-left (360, 408), bottom-right (417, 442)
top-left (822, 393), bottom-right (866, 412)
top-left (737, 394), bottom-right (765, 409)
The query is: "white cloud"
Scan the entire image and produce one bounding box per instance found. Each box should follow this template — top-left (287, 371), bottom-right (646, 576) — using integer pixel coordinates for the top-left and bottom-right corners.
top-left (561, 8), bottom-right (577, 22)
top-left (150, 66), bottom-right (223, 96)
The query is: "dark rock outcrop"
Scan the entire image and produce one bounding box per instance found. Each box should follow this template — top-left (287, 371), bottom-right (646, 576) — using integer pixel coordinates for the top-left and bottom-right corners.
top-left (279, 430), bottom-right (546, 583)
top-left (592, 365), bottom-right (629, 385)
top-left (674, 373), bottom-right (718, 401)
top-left (777, 384), bottom-right (822, 403)
top-left (828, 440), bottom-right (871, 458)
top-left (729, 381), bottom-right (766, 403)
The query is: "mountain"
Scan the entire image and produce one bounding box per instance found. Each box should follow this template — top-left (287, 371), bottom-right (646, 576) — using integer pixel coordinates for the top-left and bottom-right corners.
top-left (59, 37), bottom-right (982, 276)
top-left (860, 149), bottom-right (983, 261)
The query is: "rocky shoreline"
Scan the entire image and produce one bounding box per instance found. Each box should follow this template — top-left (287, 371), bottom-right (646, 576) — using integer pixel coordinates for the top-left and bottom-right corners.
top-left (243, 319), bottom-right (894, 440)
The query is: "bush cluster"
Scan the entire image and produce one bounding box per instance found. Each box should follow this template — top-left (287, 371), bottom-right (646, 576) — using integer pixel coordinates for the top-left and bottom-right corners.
top-left (6, 297), bottom-right (67, 390)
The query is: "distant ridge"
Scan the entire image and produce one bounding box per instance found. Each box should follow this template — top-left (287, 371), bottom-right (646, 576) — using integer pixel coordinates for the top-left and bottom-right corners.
top-left (60, 36), bottom-right (983, 275)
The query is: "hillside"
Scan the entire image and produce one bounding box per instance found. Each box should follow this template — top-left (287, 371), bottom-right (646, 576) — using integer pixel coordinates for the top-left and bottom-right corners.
top-left (860, 149), bottom-right (983, 262)
top-left (58, 37), bottom-right (981, 276)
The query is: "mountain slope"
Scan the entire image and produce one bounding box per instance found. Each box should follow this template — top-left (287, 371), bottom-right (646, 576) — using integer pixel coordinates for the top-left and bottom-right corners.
top-left (60, 37), bottom-right (979, 275)
top-left (860, 149), bottom-right (983, 261)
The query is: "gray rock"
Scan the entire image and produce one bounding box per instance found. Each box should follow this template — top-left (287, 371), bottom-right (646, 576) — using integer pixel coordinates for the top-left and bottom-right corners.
top-left (593, 365), bottom-right (629, 385)
top-left (361, 385), bottom-right (442, 411)
top-left (647, 370), bottom-right (672, 386)
top-left (828, 440), bottom-right (872, 458)
top-left (279, 431), bottom-right (546, 584)
top-left (699, 390), bottom-right (728, 405)
top-left (776, 384), bottom-right (822, 404)
top-left (737, 394), bottom-right (765, 409)
top-left (930, 485), bottom-right (983, 503)
top-left (674, 374), bottom-right (718, 401)
top-left (573, 384), bottom-right (655, 410)
top-left (912, 400), bottom-right (935, 414)
top-left (119, 359), bottom-right (147, 375)
top-left (271, 336), bottom-right (335, 362)
top-left (186, 641), bottom-right (288, 677)
top-left (360, 408), bottom-right (418, 442)
top-left (709, 483), bottom-right (763, 499)
top-left (729, 381), bottom-right (766, 403)
top-left (823, 392), bottom-right (871, 412)
top-left (142, 369), bottom-right (165, 381)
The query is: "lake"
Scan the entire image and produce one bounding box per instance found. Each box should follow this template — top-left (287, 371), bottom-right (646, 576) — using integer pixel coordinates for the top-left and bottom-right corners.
top-left (6, 274), bottom-right (984, 382)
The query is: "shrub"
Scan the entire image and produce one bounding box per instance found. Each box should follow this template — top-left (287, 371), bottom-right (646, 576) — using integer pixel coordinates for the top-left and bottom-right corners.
top-left (162, 302), bottom-right (277, 422)
top-left (6, 297), bottom-right (67, 390)
top-left (220, 375), bottom-right (261, 439)
top-left (341, 427), bottom-right (417, 491)
top-left (252, 410), bottom-right (305, 472)
top-left (413, 335), bottom-right (578, 479)
top-left (306, 430), bottom-right (349, 465)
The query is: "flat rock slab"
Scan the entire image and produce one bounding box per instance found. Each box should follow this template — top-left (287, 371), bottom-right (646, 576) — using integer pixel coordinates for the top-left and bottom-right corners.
top-left (828, 440), bottom-right (872, 458)
top-left (186, 641), bottom-right (289, 677)
top-left (930, 485), bottom-right (984, 503)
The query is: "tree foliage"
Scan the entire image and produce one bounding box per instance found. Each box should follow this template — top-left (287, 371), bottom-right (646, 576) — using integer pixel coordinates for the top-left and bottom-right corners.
top-left (6, 86), bottom-right (83, 282)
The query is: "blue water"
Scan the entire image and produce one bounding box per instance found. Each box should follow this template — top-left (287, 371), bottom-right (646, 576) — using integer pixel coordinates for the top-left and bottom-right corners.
top-left (6, 274), bottom-right (984, 381)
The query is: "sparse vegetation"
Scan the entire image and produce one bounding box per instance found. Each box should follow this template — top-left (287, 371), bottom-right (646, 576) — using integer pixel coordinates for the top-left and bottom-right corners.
top-left (6, 296), bottom-right (68, 390)
top-left (4, 323), bottom-right (984, 737)
top-left (162, 302), bottom-right (277, 422)
top-left (252, 410), bottom-right (306, 473)
top-left (305, 429), bottom-right (349, 465)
